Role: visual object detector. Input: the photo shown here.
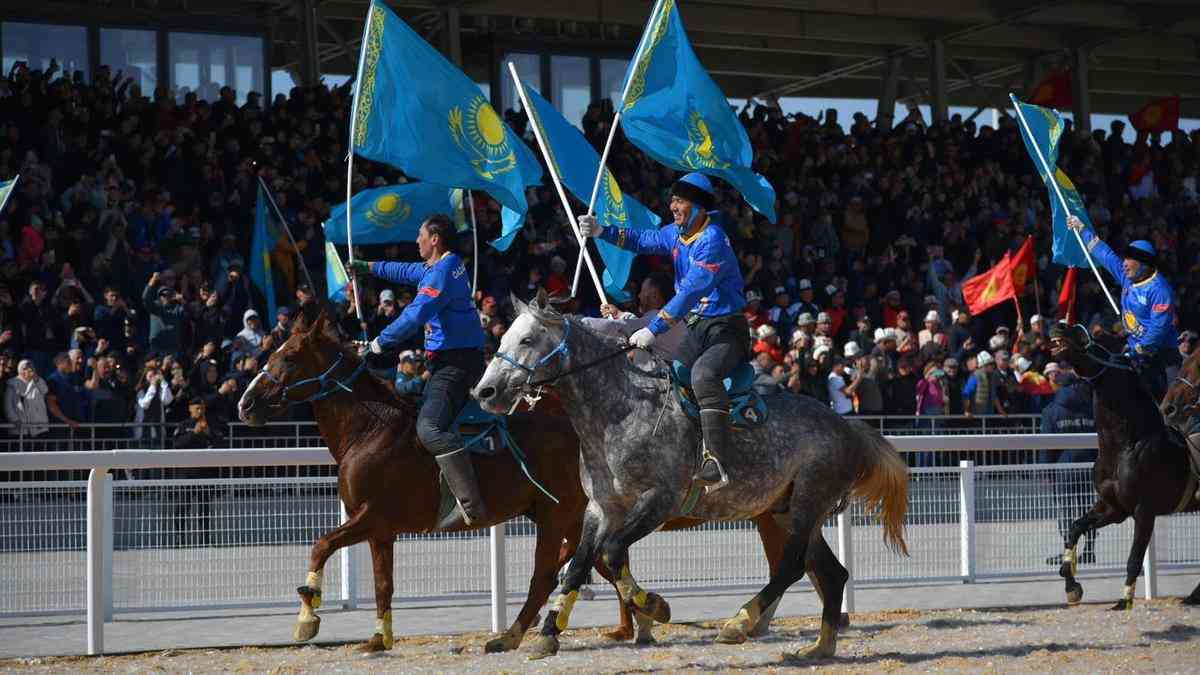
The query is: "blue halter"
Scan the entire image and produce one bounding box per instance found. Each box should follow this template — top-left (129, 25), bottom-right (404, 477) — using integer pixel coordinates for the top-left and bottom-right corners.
top-left (260, 350), bottom-right (368, 404)
top-left (494, 320), bottom-right (572, 388)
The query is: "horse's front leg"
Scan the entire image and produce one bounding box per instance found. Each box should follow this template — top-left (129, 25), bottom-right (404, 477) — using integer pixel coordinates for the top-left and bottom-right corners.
top-left (1112, 507), bottom-right (1156, 611)
top-left (362, 536), bottom-right (395, 651)
top-left (528, 506), bottom-right (605, 660)
top-left (598, 489), bottom-right (676, 638)
top-left (1060, 500), bottom-right (1125, 605)
top-left (295, 502), bottom-right (376, 642)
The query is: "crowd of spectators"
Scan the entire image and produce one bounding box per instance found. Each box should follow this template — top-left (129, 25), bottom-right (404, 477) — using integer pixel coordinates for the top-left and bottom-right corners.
top-left (1, 58), bottom-right (1199, 452)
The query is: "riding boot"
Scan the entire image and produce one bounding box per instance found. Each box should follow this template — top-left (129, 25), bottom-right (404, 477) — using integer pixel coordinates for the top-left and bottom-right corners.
top-left (436, 448), bottom-right (491, 527)
top-left (696, 409), bottom-right (732, 492)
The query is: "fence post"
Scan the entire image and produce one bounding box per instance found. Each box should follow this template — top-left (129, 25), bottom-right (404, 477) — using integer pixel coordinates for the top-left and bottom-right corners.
top-left (102, 473), bottom-right (114, 621)
top-left (339, 500), bottom-right (358, 609)
top-left (86, 468), bottom-right (109, 655)
top-left (836, 510), bottom-right (855, 614)
top-left (959, 460), bottom-right (976, 583)
top-left (1143, 527), bottom-right (1158, 600)
top-left (490, 524), bottom-right (507, 632)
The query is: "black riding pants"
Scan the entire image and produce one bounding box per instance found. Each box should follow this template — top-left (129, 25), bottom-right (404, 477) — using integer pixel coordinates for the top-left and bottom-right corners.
top-left (1135, 348), bottom-right (1182, 404)
top-left (416, 348), bottom-right (485, 456)
top-left (681, 313), bottom-right (751, 411)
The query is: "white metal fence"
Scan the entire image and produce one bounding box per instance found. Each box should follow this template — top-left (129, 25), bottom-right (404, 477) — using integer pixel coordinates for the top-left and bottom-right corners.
top-left (2, 434), bottom-right (1197, 656)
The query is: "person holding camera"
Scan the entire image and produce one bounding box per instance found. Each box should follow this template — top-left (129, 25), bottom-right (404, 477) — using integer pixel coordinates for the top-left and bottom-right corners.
top-left (143, 272), bottom-right (186, 357)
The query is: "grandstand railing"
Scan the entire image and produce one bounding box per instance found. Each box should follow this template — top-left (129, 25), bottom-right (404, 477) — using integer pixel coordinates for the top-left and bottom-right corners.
top-left (2, 433), bottom-right (1188, 657)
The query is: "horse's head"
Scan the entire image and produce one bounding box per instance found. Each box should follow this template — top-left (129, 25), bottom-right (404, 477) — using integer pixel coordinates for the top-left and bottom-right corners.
top-left (237, 307), bottom-right (348, 425)
top-left (1162, 347), bottom-right (1200, 428)
top-left (1050, 321), bottom-right (1121, 380)
top-left (472, 288), bottom-right (570, 414)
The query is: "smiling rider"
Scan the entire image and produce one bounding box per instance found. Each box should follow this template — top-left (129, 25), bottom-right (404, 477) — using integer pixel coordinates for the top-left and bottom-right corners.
top-left (349, 214), bottom-right (489, 526)
top-left (577, 173), bottom-right (749, 490)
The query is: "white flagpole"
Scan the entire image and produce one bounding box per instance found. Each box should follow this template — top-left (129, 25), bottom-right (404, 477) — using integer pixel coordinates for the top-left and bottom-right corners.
top-left (0, 174), bottom-right (19, 215)
top-left (345, 3), bottom-right (376, 331)
top-left (571, 0), bottom-right (665, 299)
top-left (508, 62), bottom-right (608, 304)
top-left (1008, 94), bottom-right (1119, 316)
top-left (467, 189), bottom-right (480, 293)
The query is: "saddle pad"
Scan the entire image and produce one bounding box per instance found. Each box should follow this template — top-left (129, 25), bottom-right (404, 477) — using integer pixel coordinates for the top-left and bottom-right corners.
top-left (453, 400), bottom-right (506, 456)
top-left (670, 360), bottom-right (756, 395)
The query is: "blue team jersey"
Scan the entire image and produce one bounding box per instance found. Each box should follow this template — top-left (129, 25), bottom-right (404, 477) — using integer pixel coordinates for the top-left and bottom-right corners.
top-left (372, 253), bottom-right (485, 352)
top-left (601, 212), bottom-right (746, 335)
top-left (1080, 229), bottom-right (1178, 353)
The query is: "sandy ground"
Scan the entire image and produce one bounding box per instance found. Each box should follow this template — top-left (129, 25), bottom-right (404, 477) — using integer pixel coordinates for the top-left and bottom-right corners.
top-left (4, 598), bottom-right (1199, 674)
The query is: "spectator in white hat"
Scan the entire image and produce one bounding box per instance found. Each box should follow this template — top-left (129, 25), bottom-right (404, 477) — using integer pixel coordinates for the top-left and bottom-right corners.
top-left (1029, 314), bottom-right (1046, 338)
top-left (919, 310), bottom-right (942, 348)
top-left (963, 350), bottom-right (1006, 417)
top-left (815, 312), bottom-right (833, 337)
top-left (844, 341), bottom-right (862, 358)
top-left (795, 278), bottom-right (820, 318)
top-left (752, 324), bottom-right (784, 365)
top-left (743, 289), bottom-right (769, 331)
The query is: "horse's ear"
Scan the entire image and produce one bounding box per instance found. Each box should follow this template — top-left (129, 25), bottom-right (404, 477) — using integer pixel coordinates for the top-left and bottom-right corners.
top-left (533, 287), bottom-right (550, 312)
top-left (510, 292), bottom-right (530, 316)
top-left (307, 308), bottom-right (331, 336)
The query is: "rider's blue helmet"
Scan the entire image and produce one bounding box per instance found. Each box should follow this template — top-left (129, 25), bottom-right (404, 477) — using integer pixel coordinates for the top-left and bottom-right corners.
top-left (672, 172), bottom-right (715, 211)
top-left (1123, 240), bottom-right (1157, 268)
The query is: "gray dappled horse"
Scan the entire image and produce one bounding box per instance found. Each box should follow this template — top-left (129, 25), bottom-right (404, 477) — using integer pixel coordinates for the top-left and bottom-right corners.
top-left (473, 290), bottom-right (910, 660)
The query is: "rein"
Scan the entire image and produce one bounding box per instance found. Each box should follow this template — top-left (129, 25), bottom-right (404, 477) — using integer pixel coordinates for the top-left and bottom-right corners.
top-left (1059, 323), bottom-right (1134, 383)
top-left (1174, 374), bottom-right (1200, 412)
top-left (261, 351), bottom-right (368, 404)
top-left (494, 318), bottom-right (638, 410)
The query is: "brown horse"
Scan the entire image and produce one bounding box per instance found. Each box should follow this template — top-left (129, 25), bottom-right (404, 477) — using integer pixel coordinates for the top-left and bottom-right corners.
top-left (1162, 346), bottom-right (1200, 440)
top-left (237, 309), bottom-right (788, 652)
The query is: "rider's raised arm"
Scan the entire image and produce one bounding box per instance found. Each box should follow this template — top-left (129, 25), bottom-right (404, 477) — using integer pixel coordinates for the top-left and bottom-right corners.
top-left (1075, 228), bottom-right (1125, 283)
top-left (372, 261), bottom-right (427, 287)
top-left (648, 237), bottom-right (719, 335)
top-left (377, 268), bottom-right (450, 349)
top-left (599, 223), bottom-right (674, 257)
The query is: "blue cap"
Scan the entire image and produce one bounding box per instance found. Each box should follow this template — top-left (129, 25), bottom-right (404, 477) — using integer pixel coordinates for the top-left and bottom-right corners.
top-left (1123, 239), bottom-right (1157, 266)
top-left (672, 173), bottom-right (716, 210)
top-left (679, 172), bottom-right (713, 194)
top-left (1129, 240), bottom-right (1155, 256)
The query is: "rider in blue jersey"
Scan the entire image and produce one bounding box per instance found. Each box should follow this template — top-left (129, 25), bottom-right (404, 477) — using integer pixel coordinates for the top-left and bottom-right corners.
top-left (350, 214), bottom-right (489, 526)
top-left (578, 173), bottom-right (749, 490)
top-left (1067, 215), bottom-right (1180, 402)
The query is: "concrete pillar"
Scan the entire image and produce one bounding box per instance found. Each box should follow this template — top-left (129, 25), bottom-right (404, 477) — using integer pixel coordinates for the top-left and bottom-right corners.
top-left (877, 55), bottom-right (901, 130)
top-left (444, 7), bottom-right (463, 66)
top-left (1070, 47), bottom-right (1091, 132)
top-left (297, 0), bottom-right (321, 86)
top-left (928, 40), bottom-right (948, 123)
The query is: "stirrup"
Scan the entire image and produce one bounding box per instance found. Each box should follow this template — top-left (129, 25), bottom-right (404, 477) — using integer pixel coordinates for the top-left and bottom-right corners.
top-left (696, 451), bottom-right (729, 494)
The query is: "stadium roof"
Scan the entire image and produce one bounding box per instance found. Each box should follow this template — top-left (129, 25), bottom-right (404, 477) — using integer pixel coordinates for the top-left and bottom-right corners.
top-left (18, 0), bottom-right (1200, 117)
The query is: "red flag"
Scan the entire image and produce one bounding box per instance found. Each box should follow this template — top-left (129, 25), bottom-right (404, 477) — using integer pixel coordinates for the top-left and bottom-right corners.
top-left (1009, 237), bottom-right (1036, 295)
top-left (1129, 96), bottom-right (1181, 134)
top-left (962, 252), bottom-right (1016, 316)
top-left (1027, 70), bottom-right (1073, 110)
top-left (1058, 267), bottom-right (1078, 324)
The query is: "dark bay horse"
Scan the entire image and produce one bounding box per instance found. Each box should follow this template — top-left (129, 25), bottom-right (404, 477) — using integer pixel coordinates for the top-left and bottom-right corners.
top-left (1162, 346), bottom-right (1200, 443)
top-left (1050, 324), bottom-right (1198, 608)
top-left (237, 309), bottom-right (789, 652)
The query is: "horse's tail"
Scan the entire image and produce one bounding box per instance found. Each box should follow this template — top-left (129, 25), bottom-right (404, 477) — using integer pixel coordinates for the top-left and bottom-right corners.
top-left (846, 421), bottom-right (910, 556)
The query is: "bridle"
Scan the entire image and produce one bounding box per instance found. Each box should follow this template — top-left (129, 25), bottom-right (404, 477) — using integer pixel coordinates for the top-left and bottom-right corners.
top-left (259, 349), bottom-right (367, 405)
top-left (493, 317), bottom-right (636, 412)
top-left (1053, 323), bottom-right (1134, 384)
top-left (1173, 373), bottom-right (1200, 413)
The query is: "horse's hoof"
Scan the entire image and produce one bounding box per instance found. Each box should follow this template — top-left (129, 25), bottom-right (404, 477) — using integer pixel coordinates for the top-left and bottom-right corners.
top-left (603, 626), bottom-right (634, 642)
top-left (293, 614), bottom-right (320, 642)
top-left (634, 632), bottom-right (656, 646)
top-left (634, 592), bottom-right (671, 624)
top-left (359, 633), bottom-right (391, 653)
top-left (790, 642), bottom-right (836, 660)
top-left (715, 620), bottom-right (749, 645)
top-left (1109, 599), bottom-right (1132, 611)
top-left (747, 623), bottom-right (770, 638)
top-left (526, 634), bottom-right (559, 660)
top-left (839, 612), bottom-right (851, 628)
top-left (1066, 582), bottom-right (1083, 605)
top-left (484, 631), bottom-right (521, 654)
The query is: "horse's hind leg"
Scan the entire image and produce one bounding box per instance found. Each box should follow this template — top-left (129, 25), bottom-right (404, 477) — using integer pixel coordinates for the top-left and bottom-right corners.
top-left (748, 513), bottom-right (788, 638)
top-left (485, 514), bottom-right (569, 653)
top-left (294, 502), bottom-right (376, 643)
top-left (1060, 500), bottom-right (1125, 604)
top-left (361, 535), bottom-right (395, 652)
top-left (790, 533), bottom-right (848, 659)
top-left (717, 515), bottom-right (814, 645)
top-left (1111, 507), bottom-right (1156, 611)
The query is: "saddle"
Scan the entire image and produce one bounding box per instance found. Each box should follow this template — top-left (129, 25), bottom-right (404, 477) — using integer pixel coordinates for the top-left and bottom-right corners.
top-left (452, 400), bottom-right (507, 456)
top-left (668, 360), bottom-right (769, 429)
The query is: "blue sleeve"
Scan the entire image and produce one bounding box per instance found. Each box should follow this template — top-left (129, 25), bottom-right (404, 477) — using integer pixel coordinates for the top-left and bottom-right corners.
top-left (600, 225), bottom-right (674, 256)
top-left (962, 375), bottom-right (977, 398)
top-left (377, 268), bottom-right (449, 348)
top-left (1140, 283), bottom-right (1176, 351)
top-left (1078, 229), bottom-right (1126, 284)
top-left (372, 261), bottom-right (427, 287)
top-left (648, 238), bottom-right (719, 335)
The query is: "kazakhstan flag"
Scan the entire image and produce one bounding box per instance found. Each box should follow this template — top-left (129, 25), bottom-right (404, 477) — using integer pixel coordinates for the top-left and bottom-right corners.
top-left (349, 0), bottom-right (542, 249)
top-left (251, 186), bottom-right (279, 321)
top-left (324, 182), bottom-right (458, 245)
top-left (325, 241), bottom-right (351, 302)
top-left (518, 82), bottom-right (660, 301)
top-left (619, 0), bottom-right (776, 222)
top-left (1010, 95), bottom-right (1090, 268)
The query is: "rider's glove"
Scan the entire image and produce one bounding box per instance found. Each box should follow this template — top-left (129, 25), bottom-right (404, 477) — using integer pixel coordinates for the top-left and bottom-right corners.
top-left (629, 327), bottom-right (656, 350)
top-left (576, 214), bottom-right (602, 238)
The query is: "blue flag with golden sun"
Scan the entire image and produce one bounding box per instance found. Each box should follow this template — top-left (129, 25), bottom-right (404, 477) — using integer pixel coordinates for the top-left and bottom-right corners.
top-left (325, 241), bottom-right (351, 302)
top-left (518, 82), bottom-right (660, 302)
top-left (349, 0), bottom-right (542, 250)
top-left (1009, 94), bottom-right (1090, 269)
top-left (251, 186), bottom-right (279, 321)
top-left (619, 0), bottom-right (776, 222)
top-left (324, 182), bottom-right (458, 245)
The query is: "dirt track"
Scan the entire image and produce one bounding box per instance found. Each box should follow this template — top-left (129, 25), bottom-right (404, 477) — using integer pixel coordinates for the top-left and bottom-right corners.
top-left (4, 599), bottom-right (1199, 673)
